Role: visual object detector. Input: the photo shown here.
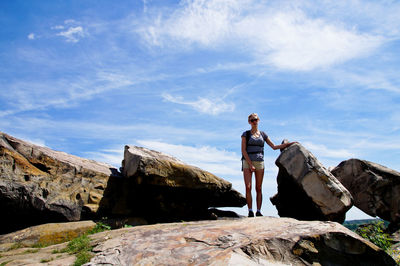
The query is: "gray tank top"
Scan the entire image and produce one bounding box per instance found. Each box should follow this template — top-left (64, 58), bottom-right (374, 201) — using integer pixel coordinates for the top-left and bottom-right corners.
top-left (242, 131), bottom-right (268, 161)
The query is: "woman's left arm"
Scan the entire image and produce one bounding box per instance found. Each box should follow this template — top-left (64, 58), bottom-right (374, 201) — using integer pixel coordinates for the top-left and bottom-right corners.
top-left (265, 137), bottom-right (297, 150)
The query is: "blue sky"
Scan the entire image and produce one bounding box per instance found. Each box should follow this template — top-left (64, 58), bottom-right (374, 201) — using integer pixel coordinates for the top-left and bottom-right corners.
top-left (1, 0), bottom-right (400, 220)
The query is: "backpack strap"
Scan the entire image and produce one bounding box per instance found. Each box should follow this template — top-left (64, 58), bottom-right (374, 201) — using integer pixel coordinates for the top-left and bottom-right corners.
top-left (260, 131), bottom-right (268, 142)
top-left (245, 130), bottom-right (251, 145)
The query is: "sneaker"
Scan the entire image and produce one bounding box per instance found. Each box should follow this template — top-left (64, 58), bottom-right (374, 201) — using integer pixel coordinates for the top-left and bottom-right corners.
top-left (248, 211), bottom-right (254, 217)
top-left (256, 211), bottom-right (263, 217)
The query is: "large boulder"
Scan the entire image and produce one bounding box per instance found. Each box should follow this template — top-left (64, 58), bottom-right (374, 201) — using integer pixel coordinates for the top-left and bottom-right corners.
top-left (119, 145), bottom-right (246, 222)
top-left (0, 132), bottom-right (120, 233)
top-left (270, 143), bottom-right (353, 223)
top-left (331, 159), bottom-right (400, 228)
top-left (0, 132), bottom-right (245, 234)
top-left (86, 216), bottom-right (396, 265)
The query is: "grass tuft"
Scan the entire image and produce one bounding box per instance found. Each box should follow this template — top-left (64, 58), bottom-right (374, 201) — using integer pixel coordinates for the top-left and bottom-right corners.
top-left (87, 222), bottom-right (111, 235)
top-left (74, 250), bottom-right (93, 266)
top-left (60, 234), bottom-right (93, 266)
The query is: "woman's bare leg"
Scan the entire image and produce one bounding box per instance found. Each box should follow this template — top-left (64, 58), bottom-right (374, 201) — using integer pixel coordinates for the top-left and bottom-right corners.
top-left (255, 169), bottom-right (264, 211)
top-left (243, 168), bottom-right (253, 210)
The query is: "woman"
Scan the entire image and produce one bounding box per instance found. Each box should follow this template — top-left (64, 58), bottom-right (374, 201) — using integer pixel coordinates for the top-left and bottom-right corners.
top-left (241, 113), bottom-right (296, 217)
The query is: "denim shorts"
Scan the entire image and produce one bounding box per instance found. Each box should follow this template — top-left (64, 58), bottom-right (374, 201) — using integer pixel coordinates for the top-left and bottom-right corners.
top-left (242, 160), bottom-right (264, 170)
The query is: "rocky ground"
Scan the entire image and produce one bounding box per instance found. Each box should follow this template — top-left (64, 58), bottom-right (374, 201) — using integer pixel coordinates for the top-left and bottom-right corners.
top-left (0, 217), bottom-right (398, 266)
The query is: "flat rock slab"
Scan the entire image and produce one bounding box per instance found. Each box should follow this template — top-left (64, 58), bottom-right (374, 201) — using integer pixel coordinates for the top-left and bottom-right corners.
top-left (86, 217), bottom-right (395, 265)
top-left (0, 221), bottom-right (96, 251)
top-left (0, 243), bottom-right (76, 266)
top-left (271, 143), bottom-right (353, 223)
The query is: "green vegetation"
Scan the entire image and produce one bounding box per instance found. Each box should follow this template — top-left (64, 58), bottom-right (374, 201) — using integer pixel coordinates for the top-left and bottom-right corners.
top-left (60, 234), bottom-right (93, 266)
top-left (343, 218), bottom-right (389, 231)
top-left (54, 221), bottom-right (111, 266)
top-left (87, 221), bottom-right (111, 234)
top-left (62, 234), bottom-right (91, 254)
top-left (355, 220), bottom-right (392, 251)
top-left (9, 242), bottom-right (24, 250)
top-left (40, 258), bottom-right (53, 263)
top-left (1, 261), bottom-right (12, 266)
top-left (23, 248), bottom-right (40, 254)
top-left (2, 221), bottom-right (113, 266)
top-left (74, 250), bottom-right (93, 266)
top-left (52, 248), bottom-right (63, 254)
top-left (350, 219), bottom-right (400, 264)
top-left (31, 242), bottom-right (50, 248)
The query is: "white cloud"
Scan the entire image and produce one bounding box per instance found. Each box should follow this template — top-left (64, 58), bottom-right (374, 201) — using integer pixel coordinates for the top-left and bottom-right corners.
top-left (27, 33), bottom-right (35, 40)
top-left (237, 11), bottom-right (382, 71)
top-left (139, 0), bottom-right (383, 71)
top-left (51, 19), bottom-right (85, 43)
top-left (162, 93), bottom-right (234, 115)
top-left (85, 148), bottom-right (124, 168)
top-left (137, 140), bottom-right (241, 176)
top-left (57, 26), bottom-right (85, 43)
top-left (302, 141), bottom-right (355, 159)
top-left (140, 0), bottom-right (248, 47)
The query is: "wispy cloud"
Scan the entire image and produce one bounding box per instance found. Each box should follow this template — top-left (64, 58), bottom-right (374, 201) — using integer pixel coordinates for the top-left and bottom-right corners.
top-left (85, 148), bottom-right (124, 167)
top-left (302, 141), bottom-right (355, 159)
top-left (139, 0), bottom-right (247, 47)
top-left (137, 140), bottom-right (240, 176)
top-left (332, 69), bottom-right (400, 94)
top-left (57, 26), bottom-right (85, 43)
top-left (52, 20), bottom-right (85, 43)
top-left (139, 0), bottom-right (383, 71)
top-left (162, 93), bottom-right (235, 115)
top-left (0, 70), bottom-right (155, 118)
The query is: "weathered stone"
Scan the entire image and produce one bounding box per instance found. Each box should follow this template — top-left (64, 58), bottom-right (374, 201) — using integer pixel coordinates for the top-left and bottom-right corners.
top-left (0, 220), bottom-right (96, 250)
top-left (119, 145), bottom-right (246, 221)
top-left (85, 217), bottom-right (395, 265)
top-left (0, 133), bottom-right (245, 233)
top-left (270, 143), bottom-right (353, 223)
top-left (332, 159), bottom-right (400, 228)
top-left (0, 132), bottom-right (120, 233)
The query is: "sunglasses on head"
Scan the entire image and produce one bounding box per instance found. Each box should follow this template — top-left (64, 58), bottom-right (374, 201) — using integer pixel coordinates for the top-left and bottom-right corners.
top-left (250, 119), bottom-right (258, 122)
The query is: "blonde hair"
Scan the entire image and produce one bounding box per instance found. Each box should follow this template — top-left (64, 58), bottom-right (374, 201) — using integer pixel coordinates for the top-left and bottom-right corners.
top-left (248, 113), bottom-right (259, 121)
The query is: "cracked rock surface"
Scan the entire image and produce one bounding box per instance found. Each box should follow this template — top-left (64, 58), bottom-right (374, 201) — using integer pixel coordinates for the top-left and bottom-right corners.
top-left (85, 217), bottom-right (395, 265)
